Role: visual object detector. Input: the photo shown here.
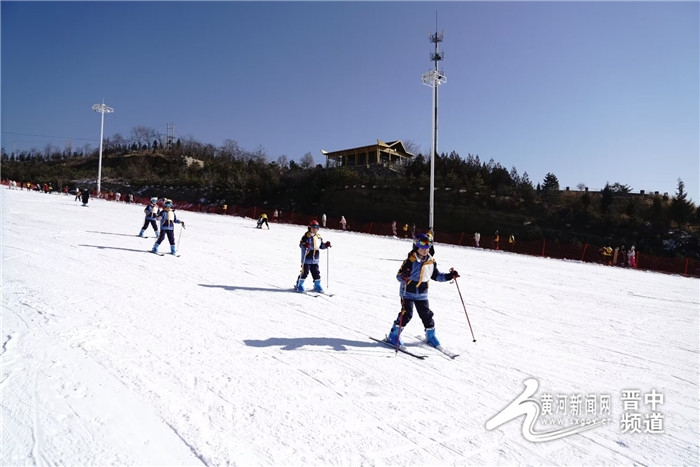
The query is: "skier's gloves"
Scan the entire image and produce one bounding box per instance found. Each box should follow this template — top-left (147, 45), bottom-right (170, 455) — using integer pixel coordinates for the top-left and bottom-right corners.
top-left (181, 221), bottom-right (186, 229)
top-left (325, 241), bottom-right (331, 248)
top-left (449, 268), bottom-right (460, 279)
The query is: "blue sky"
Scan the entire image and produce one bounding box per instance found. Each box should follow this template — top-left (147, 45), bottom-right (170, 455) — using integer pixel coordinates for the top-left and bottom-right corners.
top-left (2, 1), bottom-right (698, 201)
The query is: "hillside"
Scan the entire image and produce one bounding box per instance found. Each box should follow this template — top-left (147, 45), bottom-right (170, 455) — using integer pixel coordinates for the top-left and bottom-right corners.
top-left (2, 149), bottom-right (698, 258)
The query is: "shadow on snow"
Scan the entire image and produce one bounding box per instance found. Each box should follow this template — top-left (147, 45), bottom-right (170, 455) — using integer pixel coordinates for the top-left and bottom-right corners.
top-left (244, 336), bottom-right (379, 351)
top-left (199, 284), bottom-right (294, 293)
top-left (86, 230), bottom-right (146, 238)
top-left (79, 244), bottom-right (150, 254)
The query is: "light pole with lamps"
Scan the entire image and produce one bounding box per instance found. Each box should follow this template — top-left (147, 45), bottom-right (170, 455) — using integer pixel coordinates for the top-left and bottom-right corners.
top-left (92, 100), bottom-right (114, 196)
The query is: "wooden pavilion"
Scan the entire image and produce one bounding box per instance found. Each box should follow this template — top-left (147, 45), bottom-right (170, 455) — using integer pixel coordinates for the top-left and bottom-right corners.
top-left (321, 140), bottom-right (415, 169)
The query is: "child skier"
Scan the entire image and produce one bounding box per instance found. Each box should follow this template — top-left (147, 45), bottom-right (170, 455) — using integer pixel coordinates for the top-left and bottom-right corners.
top-left (386, 233), bottom-right (459, 347)
top-left (257, 213), bottom-right (270, 229)
top-left (139, 197), bottom-right (160, 237)
top-left (151, 199), bottom-right (185, 255)
top-left (294, 219), bottom-right (331, 293)
top-left (80, 189), bottom-right (90, 206)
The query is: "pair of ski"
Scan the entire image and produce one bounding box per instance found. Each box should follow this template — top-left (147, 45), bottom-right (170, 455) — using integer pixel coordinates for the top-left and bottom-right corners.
top-left (150, 251), bottom-right (180, 257)
top-left (292, 288), bottom-right (334, 298)
top-left (305, 292), bottom-right (334, 298)
top-left (370, 336), bottom-right (459, 360)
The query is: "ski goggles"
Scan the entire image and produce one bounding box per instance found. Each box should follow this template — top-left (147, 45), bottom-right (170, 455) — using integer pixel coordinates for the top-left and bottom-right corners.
top-left (309, 223), bottom-right (320, 229)
top-left (416, 237), bottom-right (433, 248)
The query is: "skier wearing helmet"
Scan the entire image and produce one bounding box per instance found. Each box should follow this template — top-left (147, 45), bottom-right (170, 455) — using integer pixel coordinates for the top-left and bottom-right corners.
top-left (386, 233), bottom-right (459, 348)
top-left (151, 199), bottom-right (185, 255)
top-left (294, 219), bottom-right (331, 293)
top-left (139, 197), bottom-right (160, 237)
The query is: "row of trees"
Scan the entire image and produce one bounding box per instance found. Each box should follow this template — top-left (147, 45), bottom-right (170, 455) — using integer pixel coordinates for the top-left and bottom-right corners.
top-left (2, 127), bottom-right (698, 258)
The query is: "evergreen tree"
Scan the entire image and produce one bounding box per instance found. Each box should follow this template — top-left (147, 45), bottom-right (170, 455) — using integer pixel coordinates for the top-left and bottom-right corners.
top-left (600, 183), bottom-right (614, 214)
top-left (541, 173), bottom-right (560, 200)
top-left (670, 178), bottom-right (694, 226)
top-left (542, 173), bottom-right (559, 191)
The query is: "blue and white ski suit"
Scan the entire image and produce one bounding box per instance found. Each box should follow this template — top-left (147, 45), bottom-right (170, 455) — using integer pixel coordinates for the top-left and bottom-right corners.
top-left (298, 230), bottom-right (328, 280)
top-left (154, 208), bottom-right (184, 247)
top-left (394, 250), bottom-right (452, 328)
top-left (141, 202), bottom-right (160, 234)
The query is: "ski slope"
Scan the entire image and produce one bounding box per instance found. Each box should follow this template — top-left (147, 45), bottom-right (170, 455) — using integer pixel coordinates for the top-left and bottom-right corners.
top-left (2, 187), bottom-right (698, 466)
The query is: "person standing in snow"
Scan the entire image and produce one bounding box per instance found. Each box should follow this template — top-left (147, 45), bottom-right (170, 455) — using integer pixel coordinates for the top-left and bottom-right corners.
top-left (628, 245), bottom-right (637, 268)
top-left (151, 199), bottom-right (185, 255)
top-left (81, 189), bottom-right (90, 206)
top-left (139, 197), bottom-right (160, 237)
top-left (339, 216), bottom-right (347, 231)
top-left (294, 219), bottom-right (331, 293)
top-left (386, 233), bottom-right (459, 348)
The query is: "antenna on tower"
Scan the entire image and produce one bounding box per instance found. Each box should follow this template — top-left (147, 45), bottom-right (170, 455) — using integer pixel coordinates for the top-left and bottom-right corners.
top-left (428, 13), bottom-right (445, 71)
top-left (421, 12), bottom-right (447, 230)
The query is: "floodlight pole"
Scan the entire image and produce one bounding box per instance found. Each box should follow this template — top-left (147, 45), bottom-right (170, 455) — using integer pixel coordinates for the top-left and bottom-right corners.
top-left (92, 100), bottom-right (114, 196)
top-left (421, 20), bottom-right (446, 230)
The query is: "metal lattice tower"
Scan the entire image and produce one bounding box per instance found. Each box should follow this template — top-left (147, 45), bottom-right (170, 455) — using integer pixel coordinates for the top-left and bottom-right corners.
top-left (421, 16), bottom-right (447, 231)
top-left (166, 123), bottom-right (175, 148)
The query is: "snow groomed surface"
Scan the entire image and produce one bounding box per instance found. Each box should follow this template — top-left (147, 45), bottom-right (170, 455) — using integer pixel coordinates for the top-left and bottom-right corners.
top-left (2, 188), bottom-right (698, 465)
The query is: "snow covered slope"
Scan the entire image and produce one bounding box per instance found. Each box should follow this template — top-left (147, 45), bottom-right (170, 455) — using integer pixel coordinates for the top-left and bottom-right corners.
top-left (2, 188), bottom-right (698, 466)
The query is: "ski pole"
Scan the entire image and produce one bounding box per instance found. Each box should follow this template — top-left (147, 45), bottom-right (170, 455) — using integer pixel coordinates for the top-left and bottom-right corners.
top-left (177, 223), bottom-right (184, 251)
top-left (296, 248), bottom-right (307, 287)
top-left (395, 298), bottom-right (407, 355)
top-left (454, 277), bottom-right (477, 342)
top-left (326, 246), bottom-right (330, 290)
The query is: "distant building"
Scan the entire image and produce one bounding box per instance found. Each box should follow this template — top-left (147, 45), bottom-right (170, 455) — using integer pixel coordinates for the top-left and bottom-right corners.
top-left (321, 139), bottom-right (414, 169)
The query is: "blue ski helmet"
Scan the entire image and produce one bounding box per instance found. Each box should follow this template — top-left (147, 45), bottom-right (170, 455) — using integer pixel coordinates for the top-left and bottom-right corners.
top-left (414, 233), bottom-right (433, 249)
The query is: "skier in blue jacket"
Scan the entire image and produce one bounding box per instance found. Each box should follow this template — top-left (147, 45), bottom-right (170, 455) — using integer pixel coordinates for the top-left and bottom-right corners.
top-left (151, 199), bottom-right (185, 255)
top-left (294, 219), bottom-right (331, 292)
top-left (139, 197), bottom-right (160, 237)
top-left (387, 233), bottom-right (459, 347)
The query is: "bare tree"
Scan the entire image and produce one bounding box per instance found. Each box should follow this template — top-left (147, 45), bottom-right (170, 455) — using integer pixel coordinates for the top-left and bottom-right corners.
top-left (403, 139), bottom-right (421, 155)
top-left (249, 145), bottom-right (267, 163)
top-left (111, 133), bottom-right (126, 151)
top-left (276, 155), bottom-right (289, 169)
top-left (300, 152), bottom-right (315, 169)
top-left (43, 143), bottom-right (55, 158)
top-left (220, 139), bottom-right (243, 160)
top-left (130, 126), bottom-right (158, 148)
